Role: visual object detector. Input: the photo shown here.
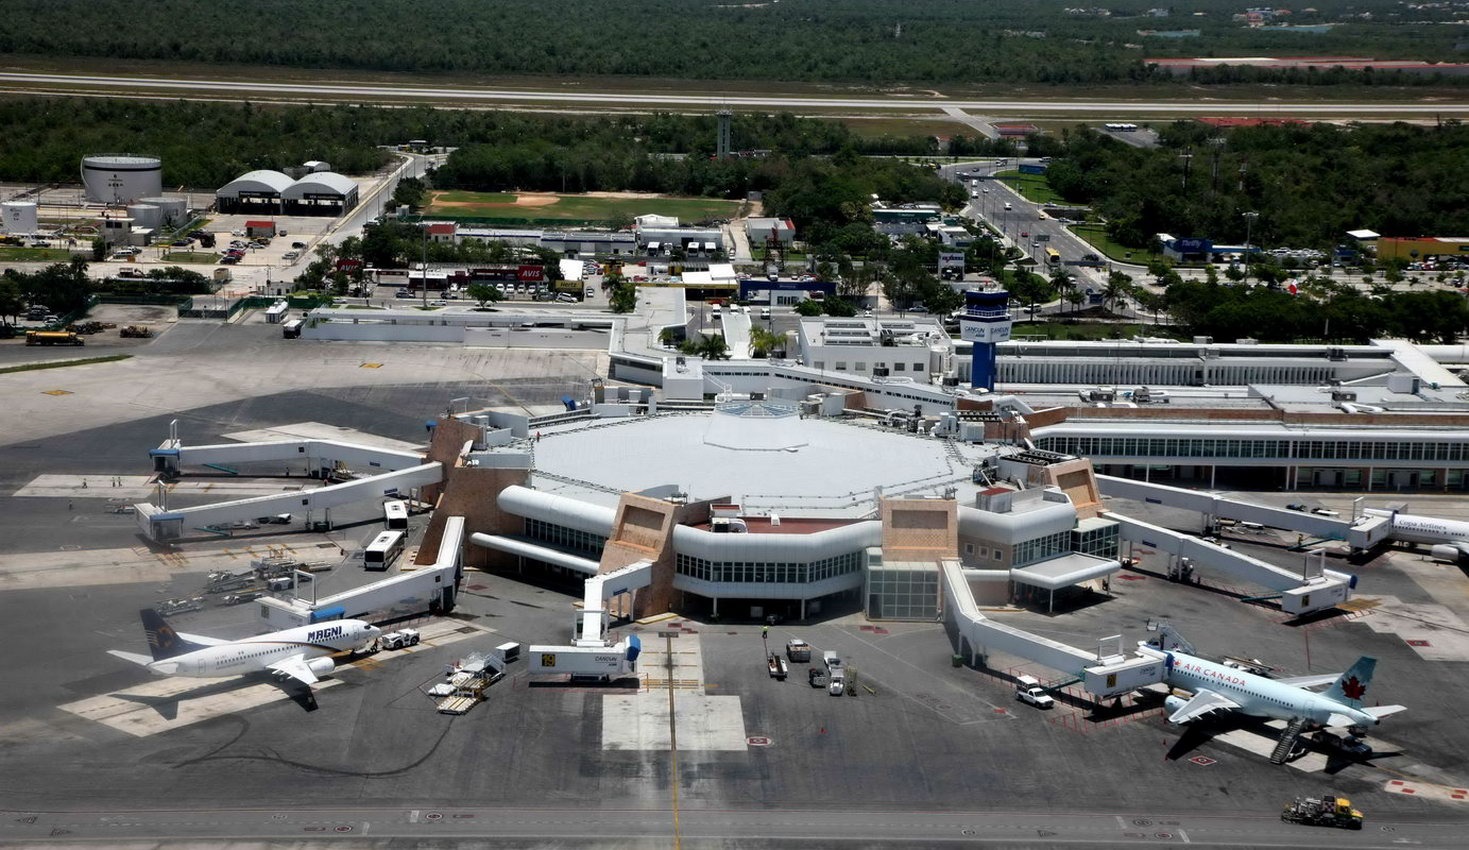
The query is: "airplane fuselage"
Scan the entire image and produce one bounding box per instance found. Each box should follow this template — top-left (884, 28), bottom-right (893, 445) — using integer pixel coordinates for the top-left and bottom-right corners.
top-left (1139, 646), bottom-right (1374, 727)
top-left (149, 621), bottom-right (376, 679)
top-left (1363, 509), bottom-right (1469, 547)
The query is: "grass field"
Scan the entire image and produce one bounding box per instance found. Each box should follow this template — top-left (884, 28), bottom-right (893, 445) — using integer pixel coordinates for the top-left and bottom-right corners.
top-left (1070, 225), bottom-right (1166, 266)
top-left (425, 191), bottom-right (742, 223)
top-left (993, 171), bottom-right (1066, 205)
top-left (0, 247), bottom-right (77, 262)
top-left (159, 252), bottom-right (222, 264)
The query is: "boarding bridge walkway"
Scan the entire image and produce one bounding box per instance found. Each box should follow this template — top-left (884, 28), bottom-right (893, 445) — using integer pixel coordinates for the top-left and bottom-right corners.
top-left (1102, 512), bottom-right (1353, 616)
top-left (940, 559), bottom-right (1099, 674)
top-left (577, 560), bottom-right (654, 645)
top-left (258, 516), bottom-right (466, 629)
top-left (1097, 476), bottom-right (1353, 540)
top-left (135, 462), bottom-right (442, 542)
top-left (151, 438), bottom-right (424, 477)
top-left (940, 559), bottom-right (1177, 700)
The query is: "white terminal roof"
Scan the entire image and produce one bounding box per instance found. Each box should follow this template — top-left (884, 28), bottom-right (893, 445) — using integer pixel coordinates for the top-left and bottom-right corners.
top-left (526, 411), bottom-right (997, 515)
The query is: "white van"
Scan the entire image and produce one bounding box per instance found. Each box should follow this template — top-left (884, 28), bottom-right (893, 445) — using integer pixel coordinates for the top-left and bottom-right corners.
top-left (1003, 202), bottom-right (1013, 211)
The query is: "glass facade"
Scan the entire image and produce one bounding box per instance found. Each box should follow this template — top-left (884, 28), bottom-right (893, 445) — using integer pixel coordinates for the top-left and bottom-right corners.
top-left (1072, 523), bottom-right (1120, 560)
top-left (867, 565), bottom-right (941, 621)
top-left (675, 550), bottom-right (864, 584)
top-left (1012, 530), bottom-right (1071, 567)
top-left (525, 517), bottom-right (607, 556)
top-left (1037, 435), bottom-right (1469, 463)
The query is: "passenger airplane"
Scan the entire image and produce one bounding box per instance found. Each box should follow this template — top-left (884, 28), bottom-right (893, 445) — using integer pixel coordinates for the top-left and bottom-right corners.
top-left (1362, 508), bottom-right (1469, 563)
top-left (109, 609), bottom-right (380, 688)
top-left (1141, 644), bottom-right (1404, 729)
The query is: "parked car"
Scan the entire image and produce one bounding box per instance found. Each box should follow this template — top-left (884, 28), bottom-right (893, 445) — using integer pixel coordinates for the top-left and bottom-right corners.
top-left (291, 241), bottom-right (306, 249)
top-left (1286, 503), bottom-right (1308, 512)
top-left (283, 251), bottom-right (299, 261)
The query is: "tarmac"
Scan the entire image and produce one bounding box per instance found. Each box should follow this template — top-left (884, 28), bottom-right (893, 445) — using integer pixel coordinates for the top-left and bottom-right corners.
top-left (3, 319), bottom-right (1469, 847)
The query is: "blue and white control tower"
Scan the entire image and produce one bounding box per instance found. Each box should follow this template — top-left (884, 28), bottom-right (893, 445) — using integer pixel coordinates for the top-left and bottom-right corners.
top-left (958, 288), bottom-right (1012, 391)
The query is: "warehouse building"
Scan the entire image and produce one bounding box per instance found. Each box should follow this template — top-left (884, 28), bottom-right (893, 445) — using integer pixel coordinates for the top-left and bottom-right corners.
top-left (215, 170), bottom-right (294, 215)
top-left (281, 171), bottom-right (359, 216)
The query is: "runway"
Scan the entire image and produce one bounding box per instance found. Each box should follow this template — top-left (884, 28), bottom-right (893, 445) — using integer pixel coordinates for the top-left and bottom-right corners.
top-left (2, 71), bottom-right (1467, 118)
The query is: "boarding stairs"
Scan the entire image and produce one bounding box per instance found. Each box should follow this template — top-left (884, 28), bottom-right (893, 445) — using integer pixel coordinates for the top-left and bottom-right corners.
top-left (1271, 717), bottom-right (1309, 764)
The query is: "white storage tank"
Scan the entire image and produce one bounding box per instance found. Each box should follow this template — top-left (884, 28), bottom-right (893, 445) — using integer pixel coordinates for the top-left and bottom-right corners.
top-left (127, 203), bottom-right (162, 230)
top-left (81, 154), bottom-right (163, 204)
top-left (138, 196), bottom-right (187, 227)
top-left (1, 201), bottom-right (38, 235)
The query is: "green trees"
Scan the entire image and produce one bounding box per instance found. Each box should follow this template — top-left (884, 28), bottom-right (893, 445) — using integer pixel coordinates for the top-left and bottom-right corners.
top-left (1043, 121), bottom-right (1469, 251)
top-left (607, 275), bottom-right (637, 313)
top-left (5, 0), bottom-right (1465, 87)
top-left (467, 283), bottom-right (500, 310)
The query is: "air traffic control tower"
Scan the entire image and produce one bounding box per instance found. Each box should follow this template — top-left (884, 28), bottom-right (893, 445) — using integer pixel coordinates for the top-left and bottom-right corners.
top-left (958, 288), bottom-right (1012, 391)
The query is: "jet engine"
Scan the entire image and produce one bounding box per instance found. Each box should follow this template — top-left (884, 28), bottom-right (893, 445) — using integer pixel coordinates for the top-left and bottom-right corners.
top-left (306, 657), bottom-right (336, 678)
top-left (1164, 695), bottom-right (1187, 717)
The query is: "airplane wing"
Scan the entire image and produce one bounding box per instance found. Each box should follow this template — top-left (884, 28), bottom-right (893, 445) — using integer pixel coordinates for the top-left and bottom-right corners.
top-left (174, 631), bottom-right (228, 647)
top-left (1168, 688), bottom-right (1241, 723)
top-left (108, 650), bottom-right (155, 667)
top-left (267, 655), bottom-right (319, 686)
top-left (1274, 673), bottom-right (1339, 689)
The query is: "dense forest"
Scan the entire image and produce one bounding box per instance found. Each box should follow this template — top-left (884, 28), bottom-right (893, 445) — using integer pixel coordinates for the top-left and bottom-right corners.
top-left (1042, 121), bottom-right (1469, 248)
top-left (0, 98), bottom-right (942, 189)
top-left (2, 0), bottom-right (1464, 87)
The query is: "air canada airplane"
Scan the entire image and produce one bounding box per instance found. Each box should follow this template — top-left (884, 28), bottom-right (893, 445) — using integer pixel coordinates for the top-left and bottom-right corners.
top-left (1137, 631), bottom-right (1405, 733)
top-left (109, 608), bottom-right (380, 688)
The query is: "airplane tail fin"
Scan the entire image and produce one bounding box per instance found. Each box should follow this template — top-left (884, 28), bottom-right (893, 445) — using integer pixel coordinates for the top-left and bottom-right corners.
top-left (1322, 656), bottom-right (1376, 708)
top-left (140, 608), bottom-right (206, 661)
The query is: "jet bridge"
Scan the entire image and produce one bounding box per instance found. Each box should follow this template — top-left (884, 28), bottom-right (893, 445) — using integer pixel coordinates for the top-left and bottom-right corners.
top-left (939, 559), bottom-right (1162, 699)
top-left (151, 437), bottom-right (424, 478)
top-left (1096, 476), bottom-right (1353, 540)
top-left (528, 560), bottom-right (652, 678)
top-left (1104, 512), bottom-right (1354, 616)
top-left (136, 462), bottom-right (442, 541)
top-left (258, 516), bottom-right (466, 629)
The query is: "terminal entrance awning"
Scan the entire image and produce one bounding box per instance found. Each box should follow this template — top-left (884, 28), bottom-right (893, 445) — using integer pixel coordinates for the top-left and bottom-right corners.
top-left (1011, 553), bottom-right (1120, 612)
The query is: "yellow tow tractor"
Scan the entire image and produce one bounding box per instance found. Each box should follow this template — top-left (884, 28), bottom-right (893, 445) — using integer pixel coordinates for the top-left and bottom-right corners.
top-left (1281, 795), bottom-right (1363, 830)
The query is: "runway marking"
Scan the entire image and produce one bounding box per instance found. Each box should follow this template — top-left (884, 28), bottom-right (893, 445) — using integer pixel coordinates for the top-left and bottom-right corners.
top-left (41, 389), bottom-right (72, 396)
top-left (1385, 779), bottom-right (1469, 804)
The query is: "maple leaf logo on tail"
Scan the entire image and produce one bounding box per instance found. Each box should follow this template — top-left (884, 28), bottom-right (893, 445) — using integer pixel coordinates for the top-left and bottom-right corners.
top-left (1342, 675), bottom-right (1367, 701)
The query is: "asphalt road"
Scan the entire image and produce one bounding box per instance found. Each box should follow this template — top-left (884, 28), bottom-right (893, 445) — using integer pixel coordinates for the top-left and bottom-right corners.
top-left (5, 803), bottom-right (1461, 846)
top-left (3, 71), bottom-right (1468, 118)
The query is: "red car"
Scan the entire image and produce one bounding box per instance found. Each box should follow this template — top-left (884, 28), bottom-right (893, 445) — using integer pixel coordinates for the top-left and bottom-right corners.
top-left (1020, 231), bottom-right (1030, 238)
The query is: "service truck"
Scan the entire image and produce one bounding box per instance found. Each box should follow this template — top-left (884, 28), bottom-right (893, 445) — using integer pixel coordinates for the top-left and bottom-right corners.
top-left (786, 638), bottom-right (811, 662)
top-left (823, 650), bottom-right (846, 696)
top-left (1281, 796), bottom-right (1363, 830)
top-left (1015, 674), bottom-right (1055, 709)
top-left (26, 331), bottom-right (84, 346)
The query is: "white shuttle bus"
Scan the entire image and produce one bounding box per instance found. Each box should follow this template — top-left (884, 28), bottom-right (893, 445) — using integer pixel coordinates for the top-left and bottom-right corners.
top-left (383, 499), bottom-right (409, 530)
top-left (364, 530), bottom-right (405, 571)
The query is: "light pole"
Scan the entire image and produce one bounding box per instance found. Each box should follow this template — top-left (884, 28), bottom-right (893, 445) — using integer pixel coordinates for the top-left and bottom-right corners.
top-left (1242, 211), bottom-right (1259, 286)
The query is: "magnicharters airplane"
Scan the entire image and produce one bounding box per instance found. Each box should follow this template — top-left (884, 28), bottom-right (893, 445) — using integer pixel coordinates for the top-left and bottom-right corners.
top-left (109, 608), bottom-right (380, 688)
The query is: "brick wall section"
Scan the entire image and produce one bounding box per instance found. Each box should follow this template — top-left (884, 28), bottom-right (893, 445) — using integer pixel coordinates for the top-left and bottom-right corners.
top-left (880, 498), bottom-right (958, 561)
top-left (416, 464), bottom-right (530, 568)
top-left (600, 494), bottom-right (717, 617)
